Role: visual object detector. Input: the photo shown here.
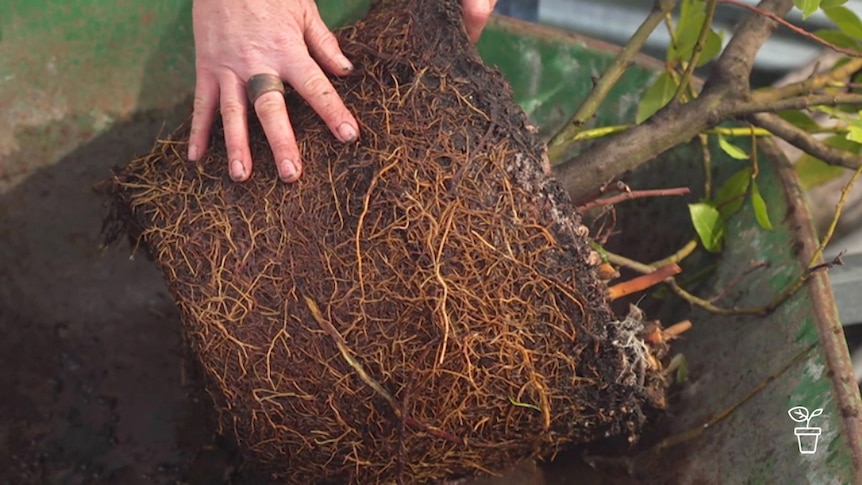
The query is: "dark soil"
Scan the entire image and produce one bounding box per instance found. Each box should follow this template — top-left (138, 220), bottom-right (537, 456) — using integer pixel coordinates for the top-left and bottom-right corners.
top-left (0, 112), bottom-right (239, 485)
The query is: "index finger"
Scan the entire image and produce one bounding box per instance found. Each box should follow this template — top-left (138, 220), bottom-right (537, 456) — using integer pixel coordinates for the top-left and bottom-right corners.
top-left (281, 58), bottom-right (359, 145)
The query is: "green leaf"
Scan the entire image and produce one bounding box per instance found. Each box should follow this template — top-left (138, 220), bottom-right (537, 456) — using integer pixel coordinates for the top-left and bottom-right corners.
top-left (825, 6), bottom-right (862, 40)
top-left (717, 134), bottom-right (750, 160)
top-left (778, 110), bottom-right (821, 131)
top-left (812, 105), bottom-right (839, 117)
top-left (688, 202), bottom-right (724, 252)
top-left (830, 133), bottom-right (860, 151)
top-left (821, 0), bottom-right (848, 7)
top-left (636, 71), bottom-right (677, 123)
top-left (674, 13), bottom-right (706, 62)
top-left (812, 29), bottom-right (861, 49)
top-left (847, 119), bottom-right (862, 143)
top-left (697, 29), bottom-right (724, 66)
top-left (794, 0), bottom-right (821, 19)
top-left (715, 167), bottom-right (752, 219)
top-left (667, 0), bottom-right (722, 66)
top-left (750, 181), bottom-right (773, 230)
top-left (670, 0), bottom-right (708, 62)
top-left (794, 134), bottom-right (859, 189)
top-left (795, 154), bottom-right (846, 189)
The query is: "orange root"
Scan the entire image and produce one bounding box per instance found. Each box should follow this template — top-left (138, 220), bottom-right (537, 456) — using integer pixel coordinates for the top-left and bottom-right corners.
top-left (608, 263), bottom-right (681, 301)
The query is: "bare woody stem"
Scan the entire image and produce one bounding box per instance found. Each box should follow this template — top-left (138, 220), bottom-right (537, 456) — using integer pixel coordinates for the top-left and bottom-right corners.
top-left (751, 57), bottom-right (862, 103)
top-left (576, 187), bottom-right (690, 211)
top-left (674, 0), bottom-right (718, 102)
top-left (546, 0), bottom-right (678, 163)
top-left (603, 163), bottom-right (862, 316)
top-left (554, 0), bottom-right (801, 201)
top-left (717, 0), bottom-right (862, 58)
top-left (749, 113), bottom-right (862, 170)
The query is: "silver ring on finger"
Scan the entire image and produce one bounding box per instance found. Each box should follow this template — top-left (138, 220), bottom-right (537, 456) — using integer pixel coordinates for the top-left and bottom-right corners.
top-left (246, 73), bottom-right (285, 105)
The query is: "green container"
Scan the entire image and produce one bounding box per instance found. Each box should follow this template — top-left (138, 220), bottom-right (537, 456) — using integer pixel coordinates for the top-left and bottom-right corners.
top-left (1, 1), bottom-right (860, 483)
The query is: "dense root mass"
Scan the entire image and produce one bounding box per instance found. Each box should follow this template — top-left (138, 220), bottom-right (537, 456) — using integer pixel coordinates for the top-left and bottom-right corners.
top-left (102, 1), bottom-right (667, 483)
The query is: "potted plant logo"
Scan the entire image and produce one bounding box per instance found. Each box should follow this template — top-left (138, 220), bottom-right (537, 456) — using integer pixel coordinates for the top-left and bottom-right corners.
top-left (787, 406), bottom-right (823, 454)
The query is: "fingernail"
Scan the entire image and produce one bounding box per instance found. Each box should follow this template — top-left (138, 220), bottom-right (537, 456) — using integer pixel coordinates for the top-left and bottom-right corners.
top-left (230, 160), bottom-right (246, 181)
top-left (337, 123), bottom-right (357, 143)
top-left (279, 159), bottom-right (297, 181)
top-left (188, 144), bottom-right (198, 161)
top-left (339, 56), bottom-right (354, 72)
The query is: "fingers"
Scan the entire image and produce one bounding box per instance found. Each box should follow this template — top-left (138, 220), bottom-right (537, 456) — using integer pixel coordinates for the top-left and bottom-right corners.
top-left (218, 75), bottom-right (253, 182)
top-left (188, 73), bottom-right (219, 161)
top-left (253, 88), bottom-right (302, 182)
top-left (281, 58), bottom-right (359, 146)
top-left (461, 0), bottom-right (496, 43)
top-left (190, 0), bottom-right (359, 184)
top-left (304, 13), bottom-right (354, 75)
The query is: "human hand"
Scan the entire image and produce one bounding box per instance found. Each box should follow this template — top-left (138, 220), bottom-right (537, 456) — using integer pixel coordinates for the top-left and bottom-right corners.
top-left (462, 0), bottom-right (498, 43)
top-left (188, 0), bottom-right (359, 183)
top-left (188, 0), bottom-right (497, 184)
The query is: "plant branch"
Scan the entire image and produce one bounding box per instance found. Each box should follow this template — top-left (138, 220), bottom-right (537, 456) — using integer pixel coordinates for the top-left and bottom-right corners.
top-left (546, 0), bottom-right (677, 163)
top-left (576, 187), bottom-right (691, 212)
top-left (708, 0), bottom-right (793, 92)
top-left (554, 92), bottom-right (720, 201)
top-left (734, 92), bottom-right (862, 116)
top-left (748, 112), bottom-right (862, 169)
top-left (674, 0), bottom-right (718, 102)
top-left (651, 238), bottom-right (698, 268)
top-left (604, 160), bottom-right (862, 316)
top-left (571, 125), bottom-right (784, 142)
top-left (751, 58), bottom-right (862, 104)
top-left (605, 250), bottom-right (765, 316)
top-left (716, 0), bottom-right (862, 58)
top-left (809, 165), bottom-right (862, 265)
top-left (554, 0), bottom-right (794, 201)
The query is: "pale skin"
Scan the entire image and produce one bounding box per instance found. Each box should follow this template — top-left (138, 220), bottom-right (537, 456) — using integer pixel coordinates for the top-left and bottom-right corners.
top-left (189, 0), bottom-right (498, 183)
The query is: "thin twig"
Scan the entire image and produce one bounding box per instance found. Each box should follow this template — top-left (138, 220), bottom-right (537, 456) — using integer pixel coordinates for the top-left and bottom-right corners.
top-left (751, 58), bottom-right (862, 104)
top-left (709, 260), bottom-right (771, 302)
top-left (546, 0), bottom-right (678, 162)
top-left (674, 0), bottom-right (718, 102)
top-left (809, 165), bottom-right (862, 266)
top-left (572, 180), bottom-right (631, 208)
top-left (717, 0), bottom-right (862, 58)
top-left (566, 123), bottom-right (857, 143)
top-left (603, 251), bottom-right (748, 314)
top-left (577, 187), bottom-right (691, 212)
top-left (555, 0), bottom-right (794, 201)
top-left (749, 112), bottom-right (862, 170)
top-left (604, 160), bottom-right (862, 316)
top-left (739, 91), bottom-right (862, 115)
top-left (650, 238), bottom-right (698, 268)
top-left (809, 251), bottom-right (845, 272)
top-left (602, 251), bottom-right (758, 316)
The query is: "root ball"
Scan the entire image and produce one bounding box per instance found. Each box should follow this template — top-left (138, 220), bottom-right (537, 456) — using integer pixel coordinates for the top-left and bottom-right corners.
top-left (101, 1), bottom-right (667, 482)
